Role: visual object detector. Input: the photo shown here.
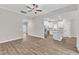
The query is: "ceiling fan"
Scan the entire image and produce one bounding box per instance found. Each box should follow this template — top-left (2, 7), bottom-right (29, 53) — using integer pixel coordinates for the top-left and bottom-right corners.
top-left (21, 4), bottom-right (42, 14)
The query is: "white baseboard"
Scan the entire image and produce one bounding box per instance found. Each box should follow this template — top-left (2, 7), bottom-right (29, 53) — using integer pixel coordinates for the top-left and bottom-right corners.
top-left (28, 33), bottom-right (44, 39)
top-left (0, 36), bottom-right (22, 43)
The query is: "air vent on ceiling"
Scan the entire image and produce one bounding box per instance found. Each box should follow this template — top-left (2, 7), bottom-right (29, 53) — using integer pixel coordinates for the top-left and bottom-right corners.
top-left (21, 10), bottom-right (27, 14)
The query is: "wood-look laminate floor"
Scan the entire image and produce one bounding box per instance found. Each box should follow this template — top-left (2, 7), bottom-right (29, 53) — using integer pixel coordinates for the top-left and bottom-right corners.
top-left (0, 35), bottom-right (79, 55)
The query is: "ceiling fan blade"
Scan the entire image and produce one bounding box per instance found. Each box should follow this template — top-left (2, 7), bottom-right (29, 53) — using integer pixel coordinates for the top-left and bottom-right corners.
top-left (36, 5), bottom-right (38, 8)
top-left (21, 10), bottom-right (27, 14)
top-left (26, 6), bottom-right (32, 9)
top-left (36, 10), bottom-right (42, 12)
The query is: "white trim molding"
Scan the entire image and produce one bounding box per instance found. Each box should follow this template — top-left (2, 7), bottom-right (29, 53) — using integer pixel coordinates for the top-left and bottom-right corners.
top-left (0, 37), bottom-right (22, 43)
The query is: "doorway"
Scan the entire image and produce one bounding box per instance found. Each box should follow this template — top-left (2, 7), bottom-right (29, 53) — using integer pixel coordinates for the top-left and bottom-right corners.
top-left (22, 19), bottom-right (28, 40)
top-left (43, 18), bottom-right (64, 41)
top-left (44, 20), bottom-right (53, 38)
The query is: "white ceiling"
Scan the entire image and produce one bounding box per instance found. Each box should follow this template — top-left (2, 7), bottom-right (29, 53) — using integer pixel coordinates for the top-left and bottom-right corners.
top-left (0, 4), bottom-right (70, 18)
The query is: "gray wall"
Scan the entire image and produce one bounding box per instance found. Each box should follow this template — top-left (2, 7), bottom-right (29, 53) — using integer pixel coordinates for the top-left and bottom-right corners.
top-left (72, 7), bottom-right (79, 50)
top-left (0, 8), bottom-right (27, 43)
top-left (28, 18), bottom-right (44, 38)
